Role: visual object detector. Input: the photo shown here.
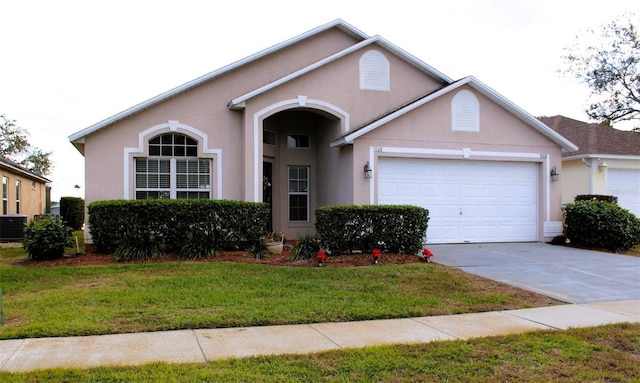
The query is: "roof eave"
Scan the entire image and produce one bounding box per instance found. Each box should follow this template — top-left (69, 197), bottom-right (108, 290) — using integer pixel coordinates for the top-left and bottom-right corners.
top-left (331, 76), bottom-right (580, 153)
top-left (0, 160), bottom-right (52, 183)
top-left (228, 35), bottom-right (453, 109)
top-left (68, 19), bottom-right (369, 142)
top-left (563, 153), bottom-right (640, 161)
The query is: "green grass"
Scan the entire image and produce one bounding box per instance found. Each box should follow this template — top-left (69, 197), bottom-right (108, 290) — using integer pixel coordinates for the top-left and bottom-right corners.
top-left (1, 323), bottom-right (638, 382)
top-left (0, 247), bottom-right (559, 340)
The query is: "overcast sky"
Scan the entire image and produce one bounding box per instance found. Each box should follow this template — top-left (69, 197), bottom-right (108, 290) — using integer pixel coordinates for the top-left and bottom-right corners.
top-left (1, 0), bottom-right (637, 200)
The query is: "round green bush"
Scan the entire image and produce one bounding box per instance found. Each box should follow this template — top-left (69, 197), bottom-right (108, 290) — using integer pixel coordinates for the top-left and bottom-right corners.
top-left (23, 214), bottom-right (73, 260)
top-left (564, 200), bottom-right (640, 252)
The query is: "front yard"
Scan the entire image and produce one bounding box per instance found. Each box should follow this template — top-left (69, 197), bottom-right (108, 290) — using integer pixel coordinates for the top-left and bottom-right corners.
top-left (0, 246), bottom-right (560, 340)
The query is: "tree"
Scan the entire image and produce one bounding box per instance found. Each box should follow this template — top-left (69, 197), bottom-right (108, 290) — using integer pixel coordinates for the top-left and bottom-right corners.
top-left (0, 114), bottom-right (52, 176)
top-left (562, 13), bottom-right (640, 124)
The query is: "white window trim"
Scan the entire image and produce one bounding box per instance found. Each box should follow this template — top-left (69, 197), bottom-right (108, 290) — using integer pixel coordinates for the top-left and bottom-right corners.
top-left (124, 120), bottom-right (222, 200)
top-left (288, 165), bottom-right (310, 222)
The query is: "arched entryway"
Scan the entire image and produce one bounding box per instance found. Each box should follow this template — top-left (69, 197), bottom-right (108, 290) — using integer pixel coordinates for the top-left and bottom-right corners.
top-left (262, 108), bottom-right (344, 236)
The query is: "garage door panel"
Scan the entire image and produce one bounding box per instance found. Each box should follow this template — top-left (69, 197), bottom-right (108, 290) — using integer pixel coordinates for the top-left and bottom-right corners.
top-left (378, 158), bottom-right (538, 243)
top-left (607, 169), bottom-right (640, 217)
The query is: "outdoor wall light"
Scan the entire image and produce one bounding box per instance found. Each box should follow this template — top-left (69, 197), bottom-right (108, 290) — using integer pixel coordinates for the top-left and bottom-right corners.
top-left (599, 161), bottom-right (608, 172)
top-left (550, 165), bottom-right (559, 182)
top-left (364, 161), bottom-right (372, 179)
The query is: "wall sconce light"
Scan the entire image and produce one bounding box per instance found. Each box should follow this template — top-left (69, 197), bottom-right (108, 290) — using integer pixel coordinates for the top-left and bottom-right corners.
top-left (364, 161), bottom-right (372, 179)
top-left (599, 161), bottom-right (608, 172)
top-left (550, 165), bottom-right (559, 182)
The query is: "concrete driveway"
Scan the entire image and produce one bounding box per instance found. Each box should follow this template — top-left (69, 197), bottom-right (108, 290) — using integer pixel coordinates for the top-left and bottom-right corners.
top-left (429, 242), bottom-right (640, 304)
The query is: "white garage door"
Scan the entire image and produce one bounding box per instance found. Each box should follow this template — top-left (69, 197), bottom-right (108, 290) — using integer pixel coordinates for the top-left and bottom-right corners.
top-left (607, 168), bottom-right (640, 217)
top-left (378, 158), bottom-right (538, 244)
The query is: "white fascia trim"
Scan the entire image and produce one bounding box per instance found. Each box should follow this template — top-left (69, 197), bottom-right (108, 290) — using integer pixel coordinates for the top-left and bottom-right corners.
top-left (332, 76), bottom-right (579, 153)
top-left (466, 76), bottom-right (578, 153)
top-left (0, 161), bottom-right (51, 183)
top-left (229, 36), bottom-right (453, 110)
top-left (374, 35), bottom-right (453, 83)
top-left (229, 37), bottom-right (380, 108)
top-left (374, 146), bottom-right (543, 160)
top-left (563, 153), bottom-right (640, 162)
top-left (123, 121), bottom-right (222, 200)
top-left (69, 19), bottom-right (369, 143)
top-left (331, 80), bottom-right (470, 147)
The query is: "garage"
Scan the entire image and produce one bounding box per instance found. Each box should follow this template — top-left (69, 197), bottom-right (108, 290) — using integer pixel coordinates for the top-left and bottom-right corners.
top-left (607, 168), bottom-right (640, 217)
top-left (378, 158), bottom-right (539, 244)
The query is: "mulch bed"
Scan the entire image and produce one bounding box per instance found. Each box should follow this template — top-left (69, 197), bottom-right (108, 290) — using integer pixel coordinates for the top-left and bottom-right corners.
top-left (19, 246), bottom-right (429, 268)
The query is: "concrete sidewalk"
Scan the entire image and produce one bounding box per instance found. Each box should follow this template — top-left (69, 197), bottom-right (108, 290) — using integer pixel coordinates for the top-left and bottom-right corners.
top-left (1, 299), bottom-right (638, 372)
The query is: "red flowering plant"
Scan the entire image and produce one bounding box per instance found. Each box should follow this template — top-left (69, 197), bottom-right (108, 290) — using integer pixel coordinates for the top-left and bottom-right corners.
top-left (372, 248), bottom-right (381, 264)
top-left (317, 250), bottom-right (328, 266)
top-left (290, 239), bottom-right (297, 246)
top-left (421, 247), bottom-right (434, 262)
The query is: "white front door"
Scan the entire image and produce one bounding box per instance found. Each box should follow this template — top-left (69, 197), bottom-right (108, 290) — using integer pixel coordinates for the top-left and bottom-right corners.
top-left (378, 158), bottom-right (538, 243)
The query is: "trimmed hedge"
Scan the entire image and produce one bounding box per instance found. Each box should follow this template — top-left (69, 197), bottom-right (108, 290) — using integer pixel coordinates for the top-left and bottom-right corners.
top-left (564, 200), bottom-right (640, 252)
top-left (60, 197), bottom-right (85, 230)
top-left (87, 199), bottom-right (269, 258)
top-left (575, 194), bottom-right (618, 204)
top-left (315, 205), bottom-right (429, 255)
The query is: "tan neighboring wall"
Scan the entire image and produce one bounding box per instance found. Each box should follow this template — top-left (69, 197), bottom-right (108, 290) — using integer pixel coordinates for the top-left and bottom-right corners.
top-left (0, 170), bottom-right (48, 220)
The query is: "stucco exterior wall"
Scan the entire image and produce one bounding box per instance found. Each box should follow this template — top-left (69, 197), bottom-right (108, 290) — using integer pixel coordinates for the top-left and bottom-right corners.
top-left (349, 85), bottom-right (564, 240)
top-left (561, 159), bottom-right (592, 204)
top-left (0, 170), bottom-right (48, 219)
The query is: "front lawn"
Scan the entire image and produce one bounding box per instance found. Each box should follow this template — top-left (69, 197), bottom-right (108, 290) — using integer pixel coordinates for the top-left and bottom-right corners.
top-left (0, 248), bottom-right (560, 340)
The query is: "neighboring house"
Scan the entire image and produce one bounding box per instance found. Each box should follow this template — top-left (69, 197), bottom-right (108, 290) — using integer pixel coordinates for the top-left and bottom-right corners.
top-left (0, 157), bottom-right (51, 219)
top-left (69, 19), bottom-right (577, 245)
top-left (541, 115), bottom-right (640, 217)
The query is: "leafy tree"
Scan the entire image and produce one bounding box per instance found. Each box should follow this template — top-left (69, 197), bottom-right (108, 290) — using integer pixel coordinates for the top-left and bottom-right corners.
top-left (0, 114), bottom-right (52, 176)
top-left (561, 13), bottom-right (639, 124)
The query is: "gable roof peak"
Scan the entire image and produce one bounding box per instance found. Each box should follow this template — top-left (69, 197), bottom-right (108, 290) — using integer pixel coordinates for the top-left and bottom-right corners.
top-left (68, 19), bottom-right (371, 153)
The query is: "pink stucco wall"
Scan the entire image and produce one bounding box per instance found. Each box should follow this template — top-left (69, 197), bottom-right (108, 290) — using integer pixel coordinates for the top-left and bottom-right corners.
top-left (78, 23), bottom-right (566, 243)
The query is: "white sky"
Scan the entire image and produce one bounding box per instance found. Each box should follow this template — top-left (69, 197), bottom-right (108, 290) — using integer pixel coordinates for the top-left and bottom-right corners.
top-left (1, 0), bottom-right (638, 201)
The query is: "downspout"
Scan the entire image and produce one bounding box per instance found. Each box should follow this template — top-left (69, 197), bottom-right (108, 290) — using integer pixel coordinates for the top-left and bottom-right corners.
top-left (581, 158), bottom-right (593, 194)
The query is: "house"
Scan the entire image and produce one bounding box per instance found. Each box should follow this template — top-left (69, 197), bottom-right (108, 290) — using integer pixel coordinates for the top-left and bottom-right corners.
top-left (541, 115), bottom-right (640, 217)
top-left (0, 157), bottom-right (51, 219)
top-left (69, 19), bottom-right (577, 245)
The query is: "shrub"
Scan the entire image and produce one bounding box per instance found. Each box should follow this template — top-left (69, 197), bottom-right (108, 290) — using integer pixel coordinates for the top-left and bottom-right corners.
top-left (574, 194), bottom-right (618, 204)
top-left (564, 200), bottom-right (640, 252)
top-left (179, 225), bottom-right (217, 260)
top-left (23, 214), bottom-right (73, 260)
top-left (290, 233), bottom-right (321, 261)
top-left (59, 197), bottom-right (85, 230)
top-left (315, 205), bottom-right (429, 255)
top-left (112, 229), bottom-right (163, 262)
top-left (87, 199), bottom-right (269, 258)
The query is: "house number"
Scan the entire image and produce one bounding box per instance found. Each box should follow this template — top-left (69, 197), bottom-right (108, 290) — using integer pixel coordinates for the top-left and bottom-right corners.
top-left (373, 147), bottom-right (383, 152)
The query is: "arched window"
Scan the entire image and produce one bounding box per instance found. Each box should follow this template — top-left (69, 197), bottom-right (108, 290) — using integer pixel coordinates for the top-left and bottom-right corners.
top-left (451, 90), bottom-right (479, 132)
top-left (359, 50), bottom-right (390, 91)
top-left (134, 133), bottom-right (211, 199)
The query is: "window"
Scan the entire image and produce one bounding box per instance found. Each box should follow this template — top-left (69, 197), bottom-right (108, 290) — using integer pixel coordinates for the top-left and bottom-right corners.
top-left (359, 50), bottom-right (390, 91)
top-left (135, 133), bottom-right (211, 200)
top-left (287, 134), bottom-right (310, 148)
top-left (288, 166), bottom-right (309, 221)
top-left (451, 90), bottom-right (480, 132)
top-left (15, 180), bottom-right (21, 214)
top-left (2, 177), bottom-right (7, 214)
top-left (149, 133), bottom-right (197, 156)
top-left (263, 130), bottom-right (276, 145)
